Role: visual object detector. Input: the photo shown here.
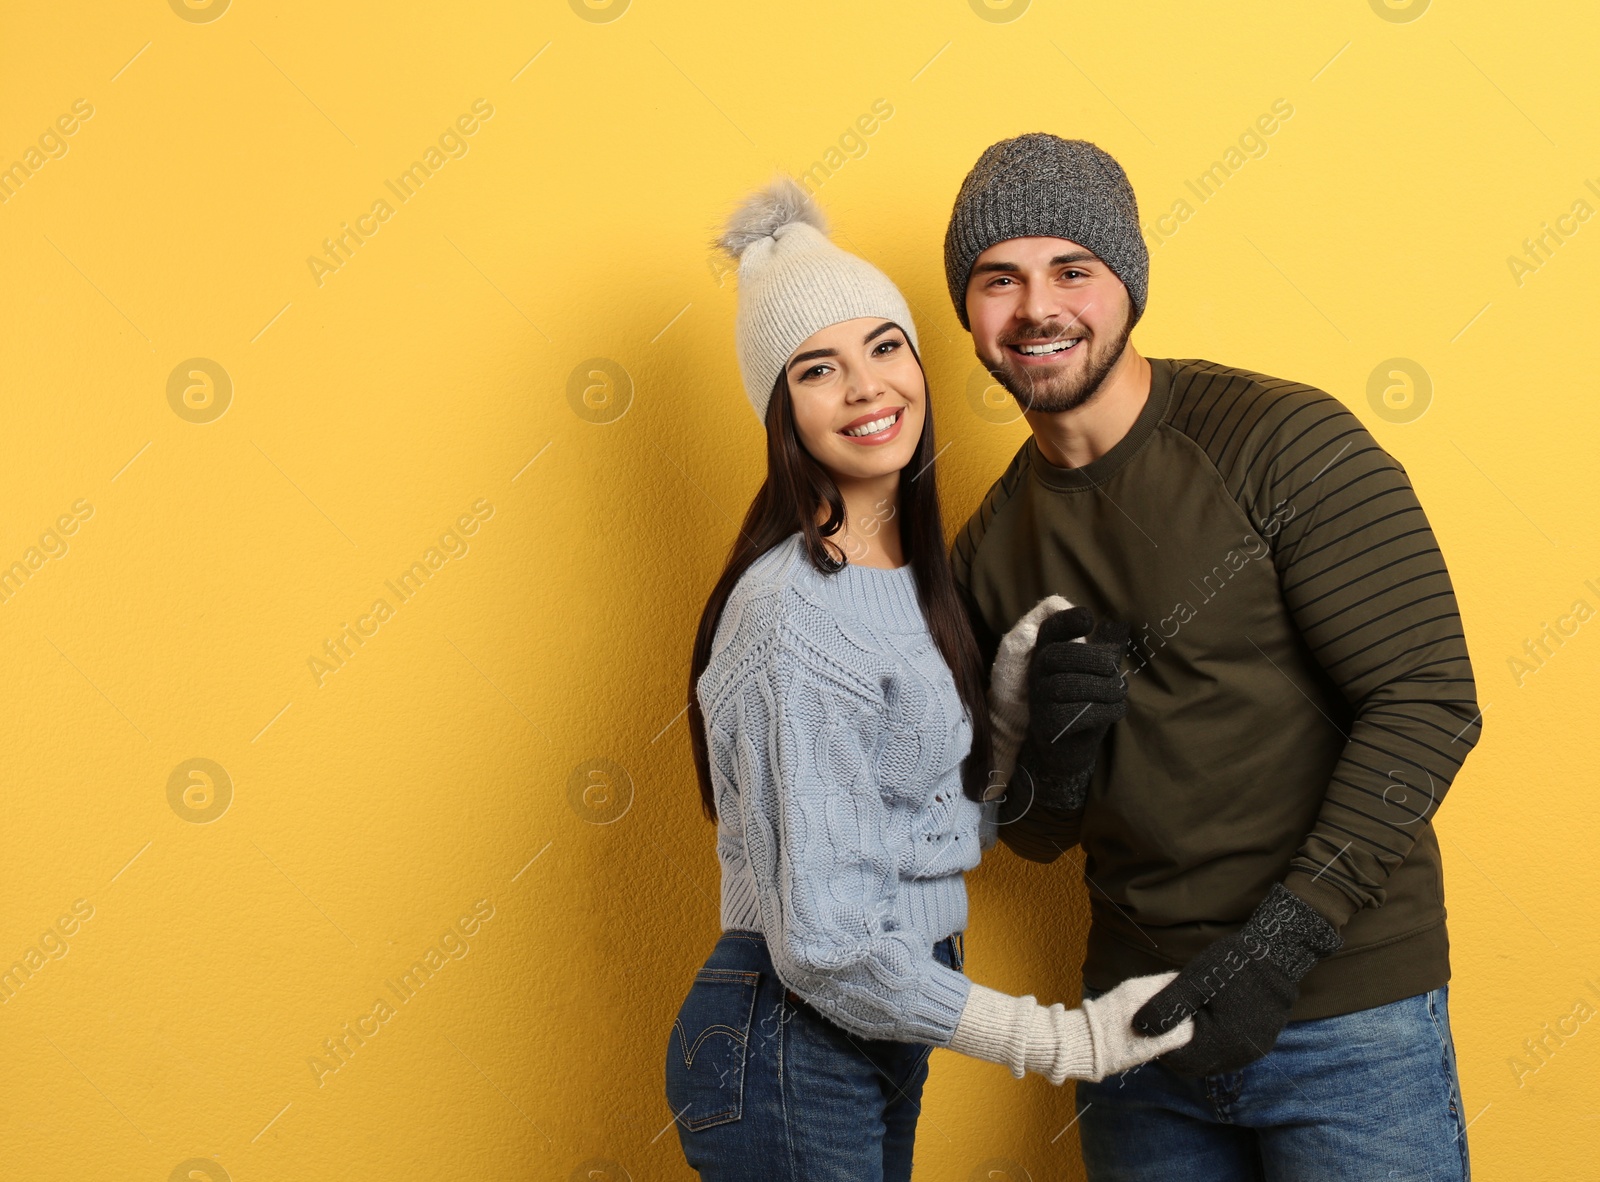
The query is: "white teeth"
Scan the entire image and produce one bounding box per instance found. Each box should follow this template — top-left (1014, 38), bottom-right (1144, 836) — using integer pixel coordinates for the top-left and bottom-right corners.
top-left (843, 410), bottom-right (899, 437)
top-left (1017, 338), bottom-right (1081, 355)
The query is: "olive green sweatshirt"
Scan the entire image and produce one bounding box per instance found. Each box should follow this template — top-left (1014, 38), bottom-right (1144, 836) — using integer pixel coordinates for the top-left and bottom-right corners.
top-left (951, 356), bottom-right (1483, 1020)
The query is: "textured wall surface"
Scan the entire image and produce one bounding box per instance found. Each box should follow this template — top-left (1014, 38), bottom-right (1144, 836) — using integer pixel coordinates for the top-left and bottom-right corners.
top-left (2, 1), bottom-right (1595, 1179)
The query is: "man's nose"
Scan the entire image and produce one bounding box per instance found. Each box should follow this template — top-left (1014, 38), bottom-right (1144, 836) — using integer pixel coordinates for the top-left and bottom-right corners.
top-left (1019, 290), bottom-right (1069, 333)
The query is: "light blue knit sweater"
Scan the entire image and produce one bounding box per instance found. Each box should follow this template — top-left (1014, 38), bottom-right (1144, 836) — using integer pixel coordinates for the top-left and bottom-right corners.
top-left (697, 531), bottom-right (999, 1046)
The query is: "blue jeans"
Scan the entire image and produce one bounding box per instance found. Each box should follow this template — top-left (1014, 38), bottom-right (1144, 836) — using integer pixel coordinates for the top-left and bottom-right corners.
top-left (1075, 984), bottom-right (1470, 1181)
top-left (664, 927), bottom-right (964, 1181)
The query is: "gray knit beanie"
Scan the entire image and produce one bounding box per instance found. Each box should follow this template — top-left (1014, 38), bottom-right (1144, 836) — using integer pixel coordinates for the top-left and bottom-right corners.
top-left (715, 175), bottom-right (920, 424)
top-left (943, 134), bottom-right (1147, 330)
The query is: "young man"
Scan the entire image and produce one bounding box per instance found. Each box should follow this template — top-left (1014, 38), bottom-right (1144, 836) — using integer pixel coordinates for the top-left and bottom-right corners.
top-left (943, 133), bottom-right (1483, 1179)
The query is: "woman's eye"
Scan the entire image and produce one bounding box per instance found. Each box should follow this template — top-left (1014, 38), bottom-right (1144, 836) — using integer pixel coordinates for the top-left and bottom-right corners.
top-left (800, 364), bottom-right (829, 381)
top-left (874, 339), bottom-right (901, 355)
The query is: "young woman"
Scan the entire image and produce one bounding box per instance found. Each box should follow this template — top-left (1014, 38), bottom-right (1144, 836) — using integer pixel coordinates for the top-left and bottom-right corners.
top-left (665, 176), bottom-right (1191, 1181)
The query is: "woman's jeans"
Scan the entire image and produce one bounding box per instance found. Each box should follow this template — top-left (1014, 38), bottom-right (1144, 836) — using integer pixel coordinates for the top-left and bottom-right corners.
top-left (1075, 983), bottom-right (1471, 1181)
top-left (664, 928), bottom-right (964, 1182)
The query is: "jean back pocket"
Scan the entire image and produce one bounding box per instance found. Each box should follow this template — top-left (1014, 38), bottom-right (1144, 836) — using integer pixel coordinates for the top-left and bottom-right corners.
top-left (665, 967), bottom-right (759, 1131)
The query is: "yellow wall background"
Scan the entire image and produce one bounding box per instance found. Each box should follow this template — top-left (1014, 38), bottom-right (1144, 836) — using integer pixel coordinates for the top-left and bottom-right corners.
top-left (2, 1), bottom-right (1596, 1178)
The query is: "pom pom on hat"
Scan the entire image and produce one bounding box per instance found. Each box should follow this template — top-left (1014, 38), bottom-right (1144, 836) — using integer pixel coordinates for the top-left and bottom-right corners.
top-left (713, 174), bottom-right (919, 424)
top-left (713, 174), bottom-right (829, 260)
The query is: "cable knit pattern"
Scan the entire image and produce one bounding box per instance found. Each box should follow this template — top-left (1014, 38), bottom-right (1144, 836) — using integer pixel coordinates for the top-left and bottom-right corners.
top-left (698, 531), bottom-right (999, 1045)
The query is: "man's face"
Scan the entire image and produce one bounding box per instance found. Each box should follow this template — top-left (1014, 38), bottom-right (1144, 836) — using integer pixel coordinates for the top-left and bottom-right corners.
top-left (964, 236), bottom-right (1134, 415)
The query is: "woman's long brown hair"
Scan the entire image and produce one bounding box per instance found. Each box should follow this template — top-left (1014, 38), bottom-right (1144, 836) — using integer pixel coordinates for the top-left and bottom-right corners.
top-left (686, 336), bottom-right (994, 822)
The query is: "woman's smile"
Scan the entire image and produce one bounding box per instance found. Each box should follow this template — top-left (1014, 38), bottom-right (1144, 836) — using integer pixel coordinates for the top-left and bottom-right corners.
top-left (838, 406), bottom-right (905, 444)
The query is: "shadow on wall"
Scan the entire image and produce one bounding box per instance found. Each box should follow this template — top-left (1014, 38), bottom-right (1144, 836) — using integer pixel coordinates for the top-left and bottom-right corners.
top-left (551, 257), bottom-right (750, 1172)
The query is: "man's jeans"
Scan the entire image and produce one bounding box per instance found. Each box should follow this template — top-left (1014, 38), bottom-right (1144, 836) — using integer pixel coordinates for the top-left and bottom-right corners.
top-left (664, 928), bottom-right (963, 1182)
top-left (1076, 984), bottom-right (1470, 1181)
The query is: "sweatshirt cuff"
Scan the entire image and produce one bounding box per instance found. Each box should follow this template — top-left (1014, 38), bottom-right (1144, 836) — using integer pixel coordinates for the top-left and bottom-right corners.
top-left (1283, 871), bottom-right (1361, 931)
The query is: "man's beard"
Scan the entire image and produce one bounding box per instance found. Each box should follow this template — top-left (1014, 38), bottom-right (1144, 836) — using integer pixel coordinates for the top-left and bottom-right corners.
top-left (983, 310), bottom-right (1133, 415)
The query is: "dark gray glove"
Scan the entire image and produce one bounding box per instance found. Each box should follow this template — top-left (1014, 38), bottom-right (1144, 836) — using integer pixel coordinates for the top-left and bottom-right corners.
top-left (1007, 606), bottom-right (1129, 818)
top-left (1130, 882), bottom-right (1343, 1076)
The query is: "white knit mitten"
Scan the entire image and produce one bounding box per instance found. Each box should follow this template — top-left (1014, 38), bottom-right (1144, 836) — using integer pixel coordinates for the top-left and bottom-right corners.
top-left (1079, 971), bottom-right (1194, 1079)
top-left (984, 594), bottom-right (1078, 799)
top-left (948, 973), bottom-right (1193, 1084)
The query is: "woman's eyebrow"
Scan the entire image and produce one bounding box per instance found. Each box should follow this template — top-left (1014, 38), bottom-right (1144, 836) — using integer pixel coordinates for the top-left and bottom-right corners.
top-left (788, 322), bottom-right (899, 371)
top-left (787, 346), bottom-right (835, 369)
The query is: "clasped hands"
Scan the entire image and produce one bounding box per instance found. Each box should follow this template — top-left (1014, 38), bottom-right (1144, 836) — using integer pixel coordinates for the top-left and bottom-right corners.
top-left (990, 600), bottom-right (1130, 824)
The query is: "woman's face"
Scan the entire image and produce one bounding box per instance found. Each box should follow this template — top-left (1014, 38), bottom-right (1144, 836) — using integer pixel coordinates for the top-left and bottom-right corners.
top-left (782, 317), bottom-right (925, 483)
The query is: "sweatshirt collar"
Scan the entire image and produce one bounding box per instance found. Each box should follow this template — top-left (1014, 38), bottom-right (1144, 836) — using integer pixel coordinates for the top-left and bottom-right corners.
top-left (1025, 354), bottom-right (1174, 493)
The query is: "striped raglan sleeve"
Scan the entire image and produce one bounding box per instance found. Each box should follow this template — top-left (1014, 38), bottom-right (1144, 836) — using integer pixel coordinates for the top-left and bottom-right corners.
top-left (1237, 386), bottom-right (1483, 928)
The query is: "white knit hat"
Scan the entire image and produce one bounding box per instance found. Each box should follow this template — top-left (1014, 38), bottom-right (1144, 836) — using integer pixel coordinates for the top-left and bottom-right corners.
top-left (714, 175), bottom-right (920, 423)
